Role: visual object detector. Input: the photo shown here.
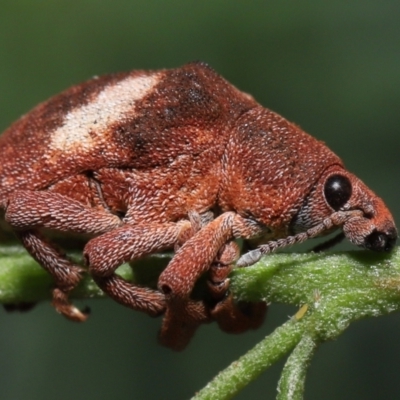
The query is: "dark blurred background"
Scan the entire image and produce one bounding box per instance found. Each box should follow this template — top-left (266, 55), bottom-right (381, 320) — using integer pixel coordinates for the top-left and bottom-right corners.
top-left (0, 2), bottom-right (399, 399)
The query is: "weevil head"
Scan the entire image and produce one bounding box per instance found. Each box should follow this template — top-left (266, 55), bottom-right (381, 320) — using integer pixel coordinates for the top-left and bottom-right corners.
top-left (292, 166), bottom-right (397, 252)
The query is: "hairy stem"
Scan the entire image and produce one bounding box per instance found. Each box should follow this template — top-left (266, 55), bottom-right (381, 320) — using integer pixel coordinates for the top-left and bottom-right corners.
top-left (1, 244), bottom-right (400, 400)
top-left (192, 247), bottom-right (400, 400)
top-left (192, 318), bottom-right (305, 400)
top-left (276, 334), bottom-right (317, 400)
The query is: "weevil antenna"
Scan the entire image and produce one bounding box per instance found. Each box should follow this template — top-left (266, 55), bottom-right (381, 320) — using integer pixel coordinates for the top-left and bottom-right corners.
top-left (236, 210), bottom-right (363, 267)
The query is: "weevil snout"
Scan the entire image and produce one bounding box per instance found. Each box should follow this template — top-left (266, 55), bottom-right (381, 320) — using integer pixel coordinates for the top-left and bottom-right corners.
top-left (363, 227), bottom-right (397, 252)
top-left (341, 203), bottom-right (397, 251)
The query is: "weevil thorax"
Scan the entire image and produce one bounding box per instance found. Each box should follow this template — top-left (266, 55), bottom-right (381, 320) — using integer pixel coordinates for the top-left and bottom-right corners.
top-left (219, 107), bottom-right (343, 236)
top-left (220, 107), bottom-right (397, 251)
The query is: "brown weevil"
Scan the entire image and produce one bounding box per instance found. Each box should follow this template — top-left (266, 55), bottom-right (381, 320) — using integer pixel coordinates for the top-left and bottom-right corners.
top-left (0, 62), bottom-right (396, 350)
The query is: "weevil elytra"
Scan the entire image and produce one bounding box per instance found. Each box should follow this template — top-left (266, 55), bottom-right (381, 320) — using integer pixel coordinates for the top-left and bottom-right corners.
top-left (0, 62), bottom-right (397, 350)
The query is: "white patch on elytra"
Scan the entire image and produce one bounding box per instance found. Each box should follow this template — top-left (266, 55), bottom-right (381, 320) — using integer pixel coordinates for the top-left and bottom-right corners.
top-left (49, 73), bottom-right (161, 152)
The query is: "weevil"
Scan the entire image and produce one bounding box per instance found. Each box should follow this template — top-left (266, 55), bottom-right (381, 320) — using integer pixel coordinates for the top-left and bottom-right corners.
top-left (0, 62), bottom-right (397, 350)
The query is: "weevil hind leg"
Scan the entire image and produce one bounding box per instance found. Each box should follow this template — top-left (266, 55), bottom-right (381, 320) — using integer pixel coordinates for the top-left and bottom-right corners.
top-left (16, 229), bottom-right (89, 322)
top-left (4, 189), bottom-right (194, 322)
top-left (4, 189), bottom-right (124, 321)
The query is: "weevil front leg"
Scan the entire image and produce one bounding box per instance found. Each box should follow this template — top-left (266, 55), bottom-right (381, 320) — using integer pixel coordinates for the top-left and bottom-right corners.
top-left (208, 241), bottom-right (267, 334)
top-left (154, 210), bottom-right (220, 350)
top-left (158, 212), bottom-right (265, 350)
top-left (158, 238), bottom-right (266, 351)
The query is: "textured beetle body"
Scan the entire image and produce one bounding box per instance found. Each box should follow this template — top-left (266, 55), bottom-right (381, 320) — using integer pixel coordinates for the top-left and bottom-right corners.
top-left (0, 67), bottom-right (247, 213)
top-left (0, 62), bottom-right (396, 350)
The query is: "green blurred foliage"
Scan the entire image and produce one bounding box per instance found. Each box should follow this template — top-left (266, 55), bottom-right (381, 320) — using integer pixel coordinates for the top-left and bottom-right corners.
top-left (0, 2), bottom-right (399, 399)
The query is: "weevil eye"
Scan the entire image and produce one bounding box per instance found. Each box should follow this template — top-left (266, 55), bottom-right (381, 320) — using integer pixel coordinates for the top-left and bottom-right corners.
top-left (324, 174), bottom-right (352, 211)
top-left (364, 228), bottom-right (398, 252)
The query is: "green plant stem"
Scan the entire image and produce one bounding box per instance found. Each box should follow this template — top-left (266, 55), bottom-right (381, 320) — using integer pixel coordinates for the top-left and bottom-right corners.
top-left (192, 248), bottom-right (400, 400)
top-left (1, 244), bottom-right (400, 400)
top-left (192, 318), bottom-right (305, 400)
top-left (276, 334), bottom-right (317, 400)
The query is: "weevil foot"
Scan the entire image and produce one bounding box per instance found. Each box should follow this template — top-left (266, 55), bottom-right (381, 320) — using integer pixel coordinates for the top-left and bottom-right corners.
top-left (52, 288), bottom-right (90, 322)
top-left (211, 296), bottom-right (267, 333)
top-left (158, 299), bottom-right (210, 351)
